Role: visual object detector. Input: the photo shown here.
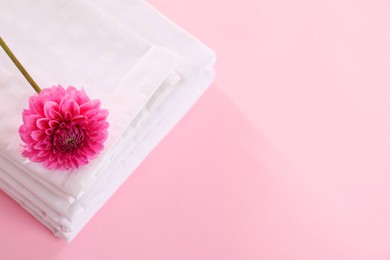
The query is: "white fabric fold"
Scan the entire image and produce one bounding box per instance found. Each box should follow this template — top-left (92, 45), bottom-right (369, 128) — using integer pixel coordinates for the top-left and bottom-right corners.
top-left (0, 0), bottom-right (179, 200)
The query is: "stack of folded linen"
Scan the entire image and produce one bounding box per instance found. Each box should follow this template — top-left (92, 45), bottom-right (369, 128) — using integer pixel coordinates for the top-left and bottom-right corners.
top-left (0, 0), bottom-right (215, 241)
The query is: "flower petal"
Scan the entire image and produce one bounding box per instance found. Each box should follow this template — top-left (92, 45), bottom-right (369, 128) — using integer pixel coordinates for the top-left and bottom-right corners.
top-left (30, 130), bottom-right (45, 141)
top-left (36, 118), bottom-right (50, 130)
top-left (44, 101), bottom-right (60, 119)
top-left (61, 99), bottom-right (80, 116)
top-left (80, 99), bottom-right (100, 114)
top-left (23, 114), bottom-right (41, 129)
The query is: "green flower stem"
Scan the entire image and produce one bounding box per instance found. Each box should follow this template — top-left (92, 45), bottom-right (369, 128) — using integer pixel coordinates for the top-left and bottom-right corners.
top-left (0, 36), bottom-right (41, 94)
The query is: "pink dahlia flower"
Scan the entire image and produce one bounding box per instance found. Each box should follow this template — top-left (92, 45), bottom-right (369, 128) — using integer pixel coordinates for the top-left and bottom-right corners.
top-left (19, 85), bottom-right (109, 171)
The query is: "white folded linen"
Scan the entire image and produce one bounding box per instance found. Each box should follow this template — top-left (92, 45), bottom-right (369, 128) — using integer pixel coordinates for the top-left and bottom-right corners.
top-left (0, 0), bottom-right (216, 241)
top-left (0, 0), bottom-right (179, 200)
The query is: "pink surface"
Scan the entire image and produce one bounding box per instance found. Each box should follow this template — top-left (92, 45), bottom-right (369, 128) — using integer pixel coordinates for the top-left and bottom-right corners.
top-left (1, 0), bottom-right (390, 259)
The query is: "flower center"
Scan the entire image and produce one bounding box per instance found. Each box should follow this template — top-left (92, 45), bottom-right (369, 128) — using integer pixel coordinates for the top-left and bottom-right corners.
top-left (54, 124), bottom-right (84, 153)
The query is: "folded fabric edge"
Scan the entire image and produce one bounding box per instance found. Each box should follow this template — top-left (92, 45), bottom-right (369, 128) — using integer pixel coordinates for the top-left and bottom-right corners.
top-left (64, 65), bottom-right (216, 241)
top-left (0, 70), bottom-right (182, 222)
top-left (0, 64), bottom-right (215, 241)
top-left (0, 44), bottom-right (180, 202)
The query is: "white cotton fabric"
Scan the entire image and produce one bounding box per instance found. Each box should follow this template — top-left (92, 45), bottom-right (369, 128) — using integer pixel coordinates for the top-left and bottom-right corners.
top-left (0, 0), bottom-right (179, 200)
top-left (0, 0), bottom-right (216, 241)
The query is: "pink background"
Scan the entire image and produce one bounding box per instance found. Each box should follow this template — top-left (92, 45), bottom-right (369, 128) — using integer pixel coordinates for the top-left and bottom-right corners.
top-left (2, 0), bottom-right (390, 259)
